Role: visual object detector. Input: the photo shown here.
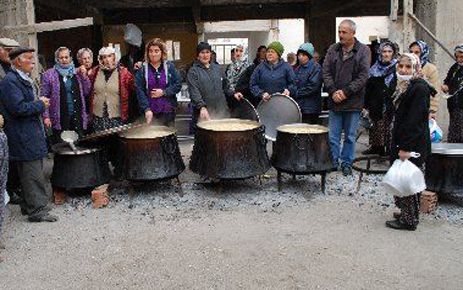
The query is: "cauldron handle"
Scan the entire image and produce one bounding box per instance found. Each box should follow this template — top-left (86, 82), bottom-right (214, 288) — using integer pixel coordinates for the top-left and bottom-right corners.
top-left (255, 125), bottom-right (267, 146)
top-left (161, 137), bottom-right (176, 155)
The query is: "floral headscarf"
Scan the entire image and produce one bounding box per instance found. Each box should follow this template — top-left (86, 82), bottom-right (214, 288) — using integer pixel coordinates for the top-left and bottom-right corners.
top-left (392, 53), bottom-right (422, 108)
top-left (409, 40), bottom-right (430, 67)
top-left (369, 41), bottom-right (399, 87)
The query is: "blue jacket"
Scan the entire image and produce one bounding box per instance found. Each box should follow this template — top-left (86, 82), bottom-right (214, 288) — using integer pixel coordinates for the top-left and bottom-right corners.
top-left (294, 60), bottom-right (323, 114)
top-left (250, 59), bottom-right (296, 101)
top-left (135, 61), bottom-right (182, 112)
top-left (0, 70), bottom-right (47, 161)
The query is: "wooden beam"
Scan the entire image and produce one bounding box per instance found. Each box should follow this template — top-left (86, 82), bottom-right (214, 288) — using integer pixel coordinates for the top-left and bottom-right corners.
top-left (1, 17), bottom-right (94, 34)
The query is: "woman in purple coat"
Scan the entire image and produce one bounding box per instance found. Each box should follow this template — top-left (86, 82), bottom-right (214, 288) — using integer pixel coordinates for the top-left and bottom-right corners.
top-left (41, 46), bottom-right (91, 143)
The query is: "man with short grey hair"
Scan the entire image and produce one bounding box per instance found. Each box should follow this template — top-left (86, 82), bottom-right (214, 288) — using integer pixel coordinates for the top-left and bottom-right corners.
top-left (323, 19), bottom-right (371, 176)
top-left (0, 47), bottom-right (57, 222)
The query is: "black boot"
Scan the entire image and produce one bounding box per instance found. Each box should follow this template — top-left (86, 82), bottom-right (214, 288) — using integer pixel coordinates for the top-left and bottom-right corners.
top-left (385, 220), bottom-right (416, 231)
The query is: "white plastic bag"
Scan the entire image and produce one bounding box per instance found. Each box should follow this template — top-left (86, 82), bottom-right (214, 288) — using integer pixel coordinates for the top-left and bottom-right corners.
top-left (382, 159), bottom-right (426, 197)
top-left (429, 119), bottom-right (443, 143)
top-left (124, 23), bottom-right (142, 48)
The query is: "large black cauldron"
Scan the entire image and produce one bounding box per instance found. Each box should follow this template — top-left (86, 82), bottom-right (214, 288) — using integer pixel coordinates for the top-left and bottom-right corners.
top-left (51, 146), bottom-right (111, 188)
top-left (120, 126), bottom-right (185, 181)
top-left (190, 118), bottom-right (270, 180)
top-left (425, 143), bottom-right (463, 206)
top-left (271, 123), bottom-right (333, 193)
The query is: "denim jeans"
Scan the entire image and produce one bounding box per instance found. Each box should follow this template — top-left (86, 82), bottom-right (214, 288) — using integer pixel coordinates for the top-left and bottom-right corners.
top-left (329, 110), bottom-right (361, 167)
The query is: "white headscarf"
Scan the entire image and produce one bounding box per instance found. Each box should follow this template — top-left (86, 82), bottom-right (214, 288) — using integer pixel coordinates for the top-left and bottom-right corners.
top-left (98, 46), bottom-right (117, 71)
top-left (392, 53), bottom-right (422, 108)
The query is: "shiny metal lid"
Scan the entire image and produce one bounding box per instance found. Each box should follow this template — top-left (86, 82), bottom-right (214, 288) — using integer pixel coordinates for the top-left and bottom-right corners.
top-left (230, 98), bottom-right (259, 122)
top-left (256, 94), bottom-right (302, 141)
top-left (431, 143), bottom-right (463, 155)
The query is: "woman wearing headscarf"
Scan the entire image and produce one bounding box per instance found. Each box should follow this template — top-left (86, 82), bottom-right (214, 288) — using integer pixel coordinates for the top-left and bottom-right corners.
top-left (234, 45), bottom-right (266, 107)
top-left (41, 47), bottom-right (91, 144)
top-left (41, 47), bottom-right (92, 204)
top-left (76, 48), bottom-right (96, 79)
top-left (409, 40), bottom-right (440, 118)
top-left (88, 46), bottom-right (134, 178)
top-left (135, 38), bottom-right (182, 127)
top-left (250, 41), bottom-right (296, 103)
top-left (363, 41), bottom-right (398, 156)
top-left (387, 53), bottom-right (434, 231)
top-left (442, 44), bottom-right (463, 143)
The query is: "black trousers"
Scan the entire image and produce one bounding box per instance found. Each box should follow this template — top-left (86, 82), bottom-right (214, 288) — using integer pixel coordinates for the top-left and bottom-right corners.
top-left (13, 159), bottom-right (51, 217)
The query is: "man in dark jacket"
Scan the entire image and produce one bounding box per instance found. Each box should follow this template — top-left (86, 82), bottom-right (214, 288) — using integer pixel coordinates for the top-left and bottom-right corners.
top-left (323, 19), bottom-right (371, 176)
top-left (0, 38), bottom-right (23, 204)
top-left (0, 47), bottom-right (57, 222)
top-left (187, 42), bottom-right (233, 129)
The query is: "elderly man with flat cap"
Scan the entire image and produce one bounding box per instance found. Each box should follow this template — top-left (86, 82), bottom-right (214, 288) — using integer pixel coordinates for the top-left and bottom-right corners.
top-left (0, 38), bottom-right (20, 81)
top-left (0, 46), bottom-right (57, 222)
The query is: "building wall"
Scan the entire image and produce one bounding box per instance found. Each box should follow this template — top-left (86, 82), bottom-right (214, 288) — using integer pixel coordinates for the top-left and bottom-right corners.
top-left (388, 0), bottom-right (461, 138)
top-left (433, 0), bottom-right (463, 135)
top-left (102, 23), bottom-right (198, 76)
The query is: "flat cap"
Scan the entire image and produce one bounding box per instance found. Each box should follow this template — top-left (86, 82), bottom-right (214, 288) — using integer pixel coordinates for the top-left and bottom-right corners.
top-left (9, 46), bottom-right (35, 60)
top-left (0, 38), bottom-right (20, 48)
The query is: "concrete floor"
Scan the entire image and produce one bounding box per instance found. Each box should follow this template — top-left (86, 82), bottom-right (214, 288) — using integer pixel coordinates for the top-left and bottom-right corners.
top-left (0, 137), bottom-right (462, 289)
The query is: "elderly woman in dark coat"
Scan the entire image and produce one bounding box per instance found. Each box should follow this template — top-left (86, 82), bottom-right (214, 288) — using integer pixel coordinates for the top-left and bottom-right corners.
top-left (250, 41), bottom-right (296, 103)
top-left (387, 53), bottom-right (433, 231)
top-left (294, 42), bottom-right (323, 124)
top-left (187, 42), bottom-right (233, 128)
top-left (442, 44), bottom-right (463, 143)
top-left (363, 41), bottom-right (398, 156)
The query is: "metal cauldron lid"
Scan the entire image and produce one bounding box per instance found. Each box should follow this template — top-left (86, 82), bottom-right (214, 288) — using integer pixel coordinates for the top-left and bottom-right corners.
top-left (277, 123), bottom-right (328, 134)
top-left (431, 143), bottom-right (463, 155)
top-left (197, 118), bottom-right (261, 132)
top-left (256, 94), bottom-right (302, 141)
top-left (230, 98), bottom-right (259, 122)
top-left (119, 125), bottom-right (176, 139)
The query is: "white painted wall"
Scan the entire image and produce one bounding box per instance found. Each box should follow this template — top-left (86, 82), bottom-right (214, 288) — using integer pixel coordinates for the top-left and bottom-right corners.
top-left (277, 19), bottom-right (305, 55)
top-left (336, 16), bottom-right (389, 45)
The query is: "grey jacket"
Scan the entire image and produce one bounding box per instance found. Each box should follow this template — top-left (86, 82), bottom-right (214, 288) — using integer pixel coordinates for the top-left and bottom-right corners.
top-left (187, 60), bottom-right (233, 118)
top-left (323, 39), bottom-right (371, 111)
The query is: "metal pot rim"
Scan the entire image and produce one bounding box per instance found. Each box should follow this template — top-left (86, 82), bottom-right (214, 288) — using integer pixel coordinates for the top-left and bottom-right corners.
top-left (431, 143), bottom-right (463, 155)
top-left (276, 123), bottom-right (329, 134)
top-left (119, 125), bottom-right (176, 139)
top-left (197, 118), bottom-right (261, 132)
